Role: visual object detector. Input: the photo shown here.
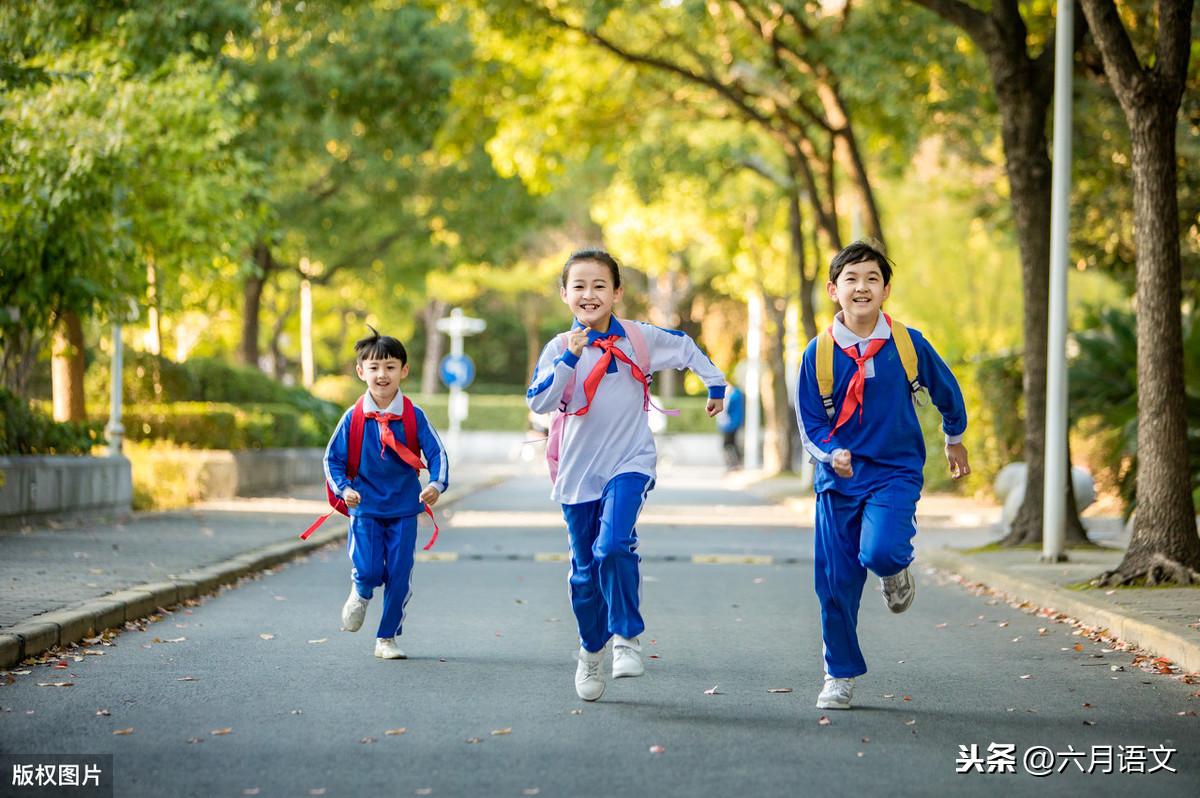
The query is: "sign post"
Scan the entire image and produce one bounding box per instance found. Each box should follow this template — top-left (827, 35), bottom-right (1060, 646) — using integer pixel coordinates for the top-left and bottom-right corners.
top-left (435, 308), bottom-right (486, 455)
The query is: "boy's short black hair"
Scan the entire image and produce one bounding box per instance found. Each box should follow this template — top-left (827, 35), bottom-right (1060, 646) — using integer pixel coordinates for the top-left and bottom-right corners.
top-left (354, 325), bottom-right (407, 366)
top-left (829, 239), bottom-right (894, 285)
top-left (561, 248), bottom-right (622, 289)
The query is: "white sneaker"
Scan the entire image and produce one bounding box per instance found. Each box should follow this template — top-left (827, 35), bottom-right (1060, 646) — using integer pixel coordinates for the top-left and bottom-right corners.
top-left (816, 676), bottom-right (854, 710)
top-left (612, 635), bottom-right (645, 678)
top-left (880, 568), bottom-right (916, 613)
top-left (341, 588), bottom-right (369, 632)
top-left (374, 637), bottom-right (407, 659)
top-left (575, 647), bottom-right (605, 701)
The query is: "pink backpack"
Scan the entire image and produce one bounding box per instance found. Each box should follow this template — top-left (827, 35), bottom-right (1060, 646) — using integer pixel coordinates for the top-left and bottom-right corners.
top-left (545, 320), bottom-right (678, 483)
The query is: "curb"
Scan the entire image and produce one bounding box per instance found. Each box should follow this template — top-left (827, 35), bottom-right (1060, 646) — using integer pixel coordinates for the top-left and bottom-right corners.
top-left (925, 547), bottom-right (1200, 674)
top-left (0, 474), bottom-right (510, 669)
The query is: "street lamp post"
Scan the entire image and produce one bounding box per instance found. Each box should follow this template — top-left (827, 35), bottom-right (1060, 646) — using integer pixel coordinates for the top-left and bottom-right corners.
top-left (105, 323), bottom-right (124, 457)
top-left (1042, 0), bottom-right (1074, 563)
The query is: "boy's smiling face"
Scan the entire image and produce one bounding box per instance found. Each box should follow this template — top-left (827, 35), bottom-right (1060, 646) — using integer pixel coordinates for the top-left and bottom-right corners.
top-left (827, 257), bottom-right (890, 332)
top-left (561, 258), bottom-right (623, 331)
top-left (356, 356), bottom-right (408, 406)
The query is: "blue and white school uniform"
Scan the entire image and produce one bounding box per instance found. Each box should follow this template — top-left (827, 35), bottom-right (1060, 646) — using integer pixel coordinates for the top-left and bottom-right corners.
top-left (527, 318), bottom-right (727, 653)
top-left (796, 312), bottom-right (966, 678)
top-left (324, 390), bottom-right (448, 639)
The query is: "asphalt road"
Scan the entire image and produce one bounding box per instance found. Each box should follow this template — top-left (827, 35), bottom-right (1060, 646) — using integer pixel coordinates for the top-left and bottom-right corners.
top-left (1, 468), bottom-right (1197, 797)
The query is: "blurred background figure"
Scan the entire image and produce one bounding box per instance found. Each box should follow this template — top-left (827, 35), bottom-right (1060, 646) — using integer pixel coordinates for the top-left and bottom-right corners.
top-left (716, 383), bottom-right (745, 472)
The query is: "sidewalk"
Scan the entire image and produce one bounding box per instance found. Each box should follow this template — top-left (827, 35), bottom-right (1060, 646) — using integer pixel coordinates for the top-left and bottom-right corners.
top-left (0, 462), bottom-right (515, 668)
top-left (737, 470), bottom-right (1200, 674)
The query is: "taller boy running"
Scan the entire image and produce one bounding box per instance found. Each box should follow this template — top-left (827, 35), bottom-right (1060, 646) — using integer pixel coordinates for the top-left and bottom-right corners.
top-left (796, 241), bottom-right (970, 710)
top-left (527, 249), bottom-right (727, 701)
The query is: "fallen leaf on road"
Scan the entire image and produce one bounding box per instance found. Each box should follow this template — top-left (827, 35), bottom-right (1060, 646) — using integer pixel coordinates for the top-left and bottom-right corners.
top-left (291, 709), bottom-right (304, 715)
top-left (1020, 674), bottom-right (1034, 680)
top-left (308, 790), bottom-right (326, 796)
top-left (935, 623), bottom-right (947, 629)
top-left (308, 639), bottom-right (328, 645)
top-left (491, 728), bottom-right (513, 736)
top-left (259, 634), bottom-right (275, 641)
top-left (522, 790), bottom-right (540, 796)
top-left (861, 737), bottom-right (870, 743)
top-left (515, 599), bottom-right (526, 605)
top-left (648, 655), bottom-right (660, 659)
top-left (12, 670), bottom-right (31, 676)
top-left (82, 649), bottom-right (105, 656)
top-left (1037, 628), bottom-right (1048, 635)
top-left (176, 676), bottom-right (197, 682)
top-left (649, 745), bottom-right (666, 754)
top-left (904, 719), bottom-right (916, 726)
top-left (998, 622), bottom-right (1009, 628)
top-left (243, 790), bottom-right (260, 796)
top-left (857, 752), bottom-right (865, 758)
top-left (360, 737), bottom-right (378, 744)
top-left (1073, 644), bottom-right (1084, 652)
top-left (704, 685), bottom-right (720, 695)
top-left (113, 728), bottom-right (134, 735)
top-left (569, 709), bottom-right (583, 715)
top-left (465, 737), bottom-right (482, 744)
top-left (1082, 703), bottom-right (1093, 708)
top-left (767, 688), bottom-right (792, 694)
top-left (385, 729), bottom-right (407, 736)
top-left (415, 789), bottom-right (433, 796)
top-left (818, 716), bottom-right (831, 726)
top-left (274, 596), bottom-right (287, 601)
top-left (1177, 711), bottom-right (1198, 717)
top-left (187, 737), bottom-right (203, 744)
top-left (36, 682), bottom-right (73, 688)
top-left (883, 694), bottom-right (895, 699)
top-left (211, 728), bottom-right (233, 736)
top-left (96, 709), bottom-right (111, 716)
top-left (1083, 721), bottom-right (1096, 726)
top-left (903, 696), bottom-right (912, 702)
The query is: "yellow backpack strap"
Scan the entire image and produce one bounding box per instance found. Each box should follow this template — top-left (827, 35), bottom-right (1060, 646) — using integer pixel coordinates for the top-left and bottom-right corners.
top-left (815, 328), bottom-right (836, 420)
top-left (889, 318), bottom-right (924, 398)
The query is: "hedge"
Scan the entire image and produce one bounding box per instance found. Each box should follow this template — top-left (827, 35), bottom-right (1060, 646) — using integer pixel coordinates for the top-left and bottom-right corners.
top-left (110, 402), bottom-right (324, 449)
top-left (0, 388), bottom-right (100, 455)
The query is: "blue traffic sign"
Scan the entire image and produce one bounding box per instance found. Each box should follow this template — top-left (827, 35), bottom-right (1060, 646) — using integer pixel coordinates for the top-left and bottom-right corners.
top-left (438, 354), bottom-right (476, 389)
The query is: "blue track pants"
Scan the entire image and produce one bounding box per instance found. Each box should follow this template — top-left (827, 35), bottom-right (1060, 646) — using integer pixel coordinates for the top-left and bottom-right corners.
top-left (562, 473), bottom-right (654, 653)
top-left (814, 481), bottom-right (921, 678)
top-left (347, 514), bottom-right (418, 639)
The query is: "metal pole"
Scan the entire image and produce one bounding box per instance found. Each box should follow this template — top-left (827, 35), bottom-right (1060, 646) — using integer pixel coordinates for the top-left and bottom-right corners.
top-left (744, 292), bottom-right (763, 470)
top-left (105, 324), bottom-right (124, 457)
top-left (1042, 0), bottom-right (1074, 563)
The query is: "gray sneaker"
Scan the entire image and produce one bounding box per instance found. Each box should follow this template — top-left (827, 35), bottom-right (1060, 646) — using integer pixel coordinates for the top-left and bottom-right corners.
top-left (575, 647), bottom-right (605, 701)
top-left (612, 636), bottom-right (644, 678)
top-left (341, 587), bottom-right (369, 632)
top-left (816, 676), bottom-right (854, 710)
top-left (880, 568), bottom-right (916, 613)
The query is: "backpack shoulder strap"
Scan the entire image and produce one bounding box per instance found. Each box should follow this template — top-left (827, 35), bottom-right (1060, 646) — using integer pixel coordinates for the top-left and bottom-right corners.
top-left (346, 397), bottom-right (366, 478)
top-left (401, 395), bottom-right (421, 457)
top-left (620, 318), bottom-right (651, 373)
top-left (887, 316), bottom-right (922, 394)
top-left (815, 328), bottom-right (836, 419)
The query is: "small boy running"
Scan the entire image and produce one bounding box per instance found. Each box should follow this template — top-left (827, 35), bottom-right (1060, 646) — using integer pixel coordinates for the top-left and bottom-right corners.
top-left (324, 327), bottom-right (448, 659)
top-left (795, 241), bottom-right (969, 710)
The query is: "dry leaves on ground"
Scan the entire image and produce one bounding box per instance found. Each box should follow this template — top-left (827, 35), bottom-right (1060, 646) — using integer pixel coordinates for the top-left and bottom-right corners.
top-left (259, 634), bottom-right (275, 641)
top-left (211, 728), bottom-right (233, 736)
top-left (36, 682), bottom-right (73, 688)
top-left (818, 716), bottom-right (831, 726)
top-left (491, 728), bottom-right (512, 736)
top-left (704, 685), bottom-right (720, 695)
top-left (649, 745), bottom-right (665, 754)
top-left (767, 688), bottom-right (792, 694)
top-left (112, 728), bottom-right (134, 735)
top-left (385, 728), bottom-right (407, 736)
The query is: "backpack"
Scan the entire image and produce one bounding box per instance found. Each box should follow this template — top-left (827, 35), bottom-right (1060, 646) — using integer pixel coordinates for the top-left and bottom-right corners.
top-left (545, 320), bottom-right (674, 484)
top-left (814, 313), bottom-right (925, 421)
top-left (301, 396), bottom-right (438, 548)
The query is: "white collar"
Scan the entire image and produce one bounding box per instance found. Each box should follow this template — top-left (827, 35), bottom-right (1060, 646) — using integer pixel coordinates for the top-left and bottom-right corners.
top-left (831, 311), bottom-right (891, 349)
top-left (363, 389), bottom-right (406, 415)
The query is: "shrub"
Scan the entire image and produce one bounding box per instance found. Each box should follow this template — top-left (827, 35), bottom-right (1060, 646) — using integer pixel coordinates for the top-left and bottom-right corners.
top-left (0, 388), bottom-right (100, 455)
top-left (114, 402), bottom-right (323, 449)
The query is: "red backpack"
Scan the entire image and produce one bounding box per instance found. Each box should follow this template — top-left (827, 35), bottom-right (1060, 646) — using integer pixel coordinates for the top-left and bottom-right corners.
top-left (302, 396), bottom-right (438, 548)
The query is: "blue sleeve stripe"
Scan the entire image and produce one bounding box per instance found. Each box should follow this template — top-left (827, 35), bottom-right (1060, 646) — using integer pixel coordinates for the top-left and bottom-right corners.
top-left (652, 325), bottom-right (686, 337)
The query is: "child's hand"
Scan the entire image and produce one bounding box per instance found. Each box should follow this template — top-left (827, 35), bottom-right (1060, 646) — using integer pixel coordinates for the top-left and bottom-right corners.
top-left (831, 449), bottom-right (853, 478)
top-left (706, 398), bottom-right (724, 417)
top-left (419, 485), bottom-right (441, 507)
top-left (566, 328), bottom-right (590, 357)
top-left (342, 488), bottom-right (361, 508)
top-left (946, 442), bottom-right (971, 480)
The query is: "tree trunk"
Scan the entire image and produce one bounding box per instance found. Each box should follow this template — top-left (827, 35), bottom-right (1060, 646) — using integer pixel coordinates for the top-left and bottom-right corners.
top-left (242, 241), bottom-right (274, 370)
top-left (761, 293), bottom-right (793, 474)
top-left (51, 310), bottom-right (86, 422)
top-left (145, 254), bottom-right (163, 400)
top-left (1082, 0), bottom-right (1199, 584)
top-left (420, 299), bottom-right (448, 395)
top-left (786, 173), bottom-right (819, 342)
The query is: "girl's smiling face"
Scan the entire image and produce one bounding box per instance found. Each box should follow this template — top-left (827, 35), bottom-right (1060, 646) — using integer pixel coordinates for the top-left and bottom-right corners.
top-left (561, 258), bottom-right (623, 331)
